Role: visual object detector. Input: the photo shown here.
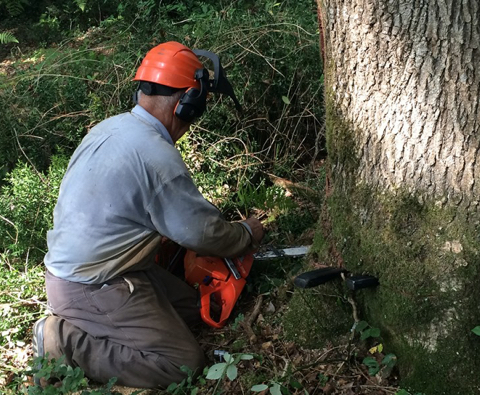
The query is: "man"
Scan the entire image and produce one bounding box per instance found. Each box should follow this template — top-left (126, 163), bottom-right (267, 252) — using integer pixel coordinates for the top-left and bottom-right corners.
top-left (32, 41), bottom-right (264, 389)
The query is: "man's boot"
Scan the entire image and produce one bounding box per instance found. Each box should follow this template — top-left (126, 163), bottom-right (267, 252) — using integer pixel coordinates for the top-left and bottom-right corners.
top-left (31, 315), bottom-right (65, 386)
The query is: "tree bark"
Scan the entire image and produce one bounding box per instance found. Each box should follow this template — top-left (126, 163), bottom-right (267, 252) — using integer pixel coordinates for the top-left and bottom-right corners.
top-left (315, 0), bottom-right (480, 393)
top-left (323, 0), bottom-right (479, 204)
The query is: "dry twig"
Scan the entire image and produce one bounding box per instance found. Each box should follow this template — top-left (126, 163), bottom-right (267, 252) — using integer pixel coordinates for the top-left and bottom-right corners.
top-left (242, 294), bottom-right (264, 344)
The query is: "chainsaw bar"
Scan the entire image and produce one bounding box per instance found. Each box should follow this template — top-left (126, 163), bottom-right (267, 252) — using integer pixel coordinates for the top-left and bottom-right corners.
top-left (253, 246), bottom-right (310, 260)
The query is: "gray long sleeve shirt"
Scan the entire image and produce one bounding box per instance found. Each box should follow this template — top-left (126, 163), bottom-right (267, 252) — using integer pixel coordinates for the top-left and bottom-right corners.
top-left (44, 105), bottom-right (254, 284)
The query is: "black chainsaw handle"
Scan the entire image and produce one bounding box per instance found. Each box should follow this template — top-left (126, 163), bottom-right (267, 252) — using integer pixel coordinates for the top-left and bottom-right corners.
top-left (293, 267), bottom-right (379, 290)
top-left (293, 267), bottom-right (347, 289)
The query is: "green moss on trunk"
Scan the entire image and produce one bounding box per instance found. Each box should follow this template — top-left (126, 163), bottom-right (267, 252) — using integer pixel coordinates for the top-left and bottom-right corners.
top-left (283, 282), bottom-right (352, 348)
top-left (311, 100), bottom-right (480, 394)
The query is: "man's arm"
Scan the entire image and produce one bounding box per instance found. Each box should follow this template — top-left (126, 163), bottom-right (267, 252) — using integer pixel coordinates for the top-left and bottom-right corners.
top-left (147, 173), bottom-right (264, 257)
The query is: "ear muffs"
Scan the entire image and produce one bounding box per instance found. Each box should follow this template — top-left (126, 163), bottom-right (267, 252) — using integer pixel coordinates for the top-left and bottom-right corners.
top-left (174, 69), bottom-right (208, 123)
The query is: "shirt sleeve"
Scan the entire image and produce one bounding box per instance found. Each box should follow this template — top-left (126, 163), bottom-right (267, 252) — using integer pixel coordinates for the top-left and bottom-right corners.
top-left (146, 172), bottom-right (254, 258)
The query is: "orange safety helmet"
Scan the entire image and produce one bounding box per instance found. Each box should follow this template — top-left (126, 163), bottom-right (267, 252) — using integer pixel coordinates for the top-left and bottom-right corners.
top-left (134, 41), bottom-right (242, 122)
top-left (133, 41), bottom-right (203, 90)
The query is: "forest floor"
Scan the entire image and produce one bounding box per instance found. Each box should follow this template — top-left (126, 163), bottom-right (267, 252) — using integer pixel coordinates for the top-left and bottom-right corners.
top-left (21, 270), bottom-right (404, 395)
top-left (104, 271), bottom-right (405, 395)
top-left (0, 167), bottom-right (407, 395)
top-left (14, 188), bottom-right (404, 395)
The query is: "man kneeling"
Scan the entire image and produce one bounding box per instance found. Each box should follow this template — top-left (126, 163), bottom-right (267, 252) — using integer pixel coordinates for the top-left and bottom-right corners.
top-left (33, 41), bottom-right (264, 388)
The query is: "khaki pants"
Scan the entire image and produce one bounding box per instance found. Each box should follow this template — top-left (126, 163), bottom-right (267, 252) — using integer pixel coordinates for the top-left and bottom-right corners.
top-left (44, 264), bottom-right (206, 388)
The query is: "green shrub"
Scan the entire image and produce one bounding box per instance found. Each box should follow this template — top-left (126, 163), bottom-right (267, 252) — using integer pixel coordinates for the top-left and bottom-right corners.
top-left (0, 154), bottom-right (68, 266)
top-left (0, 43), bottom-right (137, 174)
top-left (2, 0), bottom-right (323, 209)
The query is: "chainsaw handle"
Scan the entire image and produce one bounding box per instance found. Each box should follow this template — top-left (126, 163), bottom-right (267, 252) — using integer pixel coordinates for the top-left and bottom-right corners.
top-left (184, 251), bottom-right (254, 328)
top-left (198, 278), bottom-right (246, 329)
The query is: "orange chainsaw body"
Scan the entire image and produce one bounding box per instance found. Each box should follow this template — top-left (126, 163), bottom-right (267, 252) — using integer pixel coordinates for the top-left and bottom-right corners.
top-left (184, 251), bottom-right (254, 328)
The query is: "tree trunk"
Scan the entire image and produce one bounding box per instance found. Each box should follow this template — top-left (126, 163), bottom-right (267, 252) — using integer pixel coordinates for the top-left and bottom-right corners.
top-left (315, 0), bottom-right (480, 393)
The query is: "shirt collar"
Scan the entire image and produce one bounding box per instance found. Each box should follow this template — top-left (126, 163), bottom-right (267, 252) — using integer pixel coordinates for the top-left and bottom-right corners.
top-left (131, 105), bottom-right (174, 146)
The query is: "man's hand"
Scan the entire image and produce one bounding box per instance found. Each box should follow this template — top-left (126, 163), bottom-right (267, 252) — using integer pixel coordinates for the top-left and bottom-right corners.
top-left (243, 217), bottom-right (265, 246)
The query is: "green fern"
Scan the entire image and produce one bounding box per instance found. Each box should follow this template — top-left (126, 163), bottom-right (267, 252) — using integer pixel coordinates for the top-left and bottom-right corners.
top-left (0, 31), bottom-right (19, 44)
top-left (75, 0), bottom-right (88, 12)
top-left (0, 0), bottom-right (26, 17)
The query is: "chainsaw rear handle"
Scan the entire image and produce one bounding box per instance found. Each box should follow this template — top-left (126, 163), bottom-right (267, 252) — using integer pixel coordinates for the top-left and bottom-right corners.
top-left (184, 251), bottom-right (254, 328)
top-left (198, 277), bottom-right (246, 328)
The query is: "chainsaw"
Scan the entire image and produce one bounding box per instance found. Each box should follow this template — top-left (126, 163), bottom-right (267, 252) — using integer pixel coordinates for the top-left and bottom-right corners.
top-left (164, 244), bottom-right (378, 329)
top-left (179, 246), bottom-right (310, 328)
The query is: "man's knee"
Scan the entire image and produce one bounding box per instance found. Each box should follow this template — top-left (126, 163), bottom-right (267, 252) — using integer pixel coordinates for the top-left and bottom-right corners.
top-left (169, 344), bottom-right (206, 382)
top-left (189, 345), bottom-right (207, 376)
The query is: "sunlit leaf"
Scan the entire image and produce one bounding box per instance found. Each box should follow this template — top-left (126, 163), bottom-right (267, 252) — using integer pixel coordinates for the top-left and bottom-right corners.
top-left (206, 363), bottom-right (226, 380)
top-left (0, 32), bottom-right (19, 44)
top-left (270, 382), bottom-right (282, 395)
top-left (226, 364), bottom-right (238, 381)
top-left (252, 384), bottom-right (269, 392)
top-left (223, 352), bottom-right (233, 363)
top-left (281, 96), bottom-right (290, 105)
top-left (76, 0), bottom-right (87, 11)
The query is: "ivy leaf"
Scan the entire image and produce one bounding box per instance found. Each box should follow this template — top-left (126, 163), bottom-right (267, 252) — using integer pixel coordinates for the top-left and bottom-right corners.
top-left (363, 356), bottom-right (380, 376)
top-left (472, 326), bottom-right (480, 336)
top-left (381, 353), bottom-right (397, 368)
top-left (356, 320), bottom-right (369, 332)
top-left (251, 384), bottom-right (269, 392)
top-left (206, 363), bottom-right (226, 380)
top-left (226, 364), bottom-right (238, 381)
top-left (167, 384), bottom-right (178, 392)
top-left (360, 328), bottom-right (372, 340)
top-left (369, 327), bottom-right (381, 337)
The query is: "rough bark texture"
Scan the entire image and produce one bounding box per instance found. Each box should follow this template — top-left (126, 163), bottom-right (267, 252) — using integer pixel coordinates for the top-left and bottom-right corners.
top-left (312, 0), bottom-right (480, 393)
top-left (325, 0), bottom-right (480, 204)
